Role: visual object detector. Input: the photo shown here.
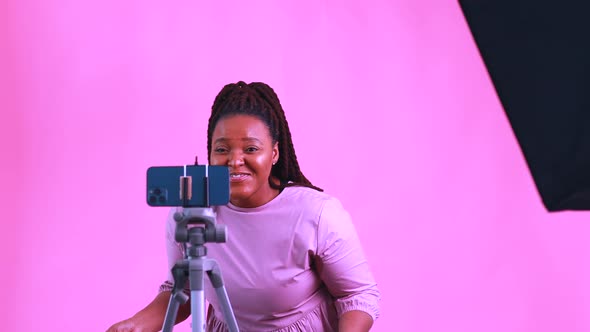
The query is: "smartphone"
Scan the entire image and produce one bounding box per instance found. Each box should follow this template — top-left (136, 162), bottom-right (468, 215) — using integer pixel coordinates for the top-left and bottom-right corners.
top-left (146, 165), bottom-right (230, 207)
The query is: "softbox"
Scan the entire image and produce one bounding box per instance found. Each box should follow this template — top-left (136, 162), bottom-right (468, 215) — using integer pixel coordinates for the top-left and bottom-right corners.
top-left (458, 0), bottom-right (590, 212)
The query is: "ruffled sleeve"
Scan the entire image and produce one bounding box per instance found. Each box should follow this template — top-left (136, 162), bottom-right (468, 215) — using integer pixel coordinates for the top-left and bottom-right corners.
top-left (315, 198), bottom-right (381, 321)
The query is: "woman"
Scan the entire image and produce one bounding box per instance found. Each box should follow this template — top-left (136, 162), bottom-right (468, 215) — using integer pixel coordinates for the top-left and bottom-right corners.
top-left (107, 81), bottom-right (380, 331)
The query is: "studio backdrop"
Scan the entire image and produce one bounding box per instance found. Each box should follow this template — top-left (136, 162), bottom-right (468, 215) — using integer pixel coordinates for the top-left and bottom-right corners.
top-left (2, 1), bottom-right (590, 331)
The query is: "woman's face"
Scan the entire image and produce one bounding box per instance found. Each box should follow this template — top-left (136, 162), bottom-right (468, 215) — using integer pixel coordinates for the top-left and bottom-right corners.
top-left (210, 114), bottom-right (279, 208)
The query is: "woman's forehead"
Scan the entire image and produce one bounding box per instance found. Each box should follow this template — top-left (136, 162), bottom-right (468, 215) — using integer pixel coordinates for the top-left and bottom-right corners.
top-left (212, 115), bottom-right (272, 141)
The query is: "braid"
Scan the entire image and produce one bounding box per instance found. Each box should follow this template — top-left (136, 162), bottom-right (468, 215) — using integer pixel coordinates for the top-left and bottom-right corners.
top-left (207, 81), bottom-right (322, 192)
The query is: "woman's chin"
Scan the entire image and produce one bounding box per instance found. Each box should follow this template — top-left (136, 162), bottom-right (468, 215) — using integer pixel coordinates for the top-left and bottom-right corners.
top-left (229, 192), bottom-right (250, 206)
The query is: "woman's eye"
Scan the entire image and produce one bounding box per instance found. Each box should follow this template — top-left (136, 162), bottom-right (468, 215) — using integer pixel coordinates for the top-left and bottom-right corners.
top-left (245, 147), bottom-right (259, 153)
top-left (214, 147), bottom-right (228, 153)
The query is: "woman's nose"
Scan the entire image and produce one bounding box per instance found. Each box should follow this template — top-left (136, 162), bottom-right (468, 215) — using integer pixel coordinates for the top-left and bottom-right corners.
top-left (228, 152), bottom-right (244, 167)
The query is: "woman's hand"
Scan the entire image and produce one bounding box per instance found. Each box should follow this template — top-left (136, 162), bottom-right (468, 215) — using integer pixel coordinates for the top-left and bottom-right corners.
top-left (106, 317), bottom-right (148, 332)
top-left (105, 291), bottom-right (190, 332)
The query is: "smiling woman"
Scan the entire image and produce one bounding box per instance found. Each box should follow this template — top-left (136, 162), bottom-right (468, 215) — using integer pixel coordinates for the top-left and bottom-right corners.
top-left (210, 115), bottom-right (280, 208)
top-left (106, 81), bottom-right (380, 332)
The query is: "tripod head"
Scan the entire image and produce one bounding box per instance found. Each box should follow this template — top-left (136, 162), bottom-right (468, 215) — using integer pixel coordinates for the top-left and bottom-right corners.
top-left (173, 207), bottom-right (227, 258)
top-left (174, 207), bottom-right (227, 245)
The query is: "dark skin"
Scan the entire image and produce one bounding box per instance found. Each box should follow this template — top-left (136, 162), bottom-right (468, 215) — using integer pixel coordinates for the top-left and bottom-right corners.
top-left (106, 114), bottom-right (373, 331)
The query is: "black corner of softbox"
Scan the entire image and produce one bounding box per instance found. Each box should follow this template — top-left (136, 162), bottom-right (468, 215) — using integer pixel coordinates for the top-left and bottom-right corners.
top-left (458, 0), bottom-right (590, 212)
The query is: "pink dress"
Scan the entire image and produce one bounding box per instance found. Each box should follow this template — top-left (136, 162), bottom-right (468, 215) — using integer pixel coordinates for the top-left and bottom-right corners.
top-left (160, 186), bottom-right (380, 331)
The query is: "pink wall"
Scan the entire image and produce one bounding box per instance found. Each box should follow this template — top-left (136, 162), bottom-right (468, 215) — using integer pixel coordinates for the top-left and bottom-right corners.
top-left (2, 0), bottom-right (590, 331)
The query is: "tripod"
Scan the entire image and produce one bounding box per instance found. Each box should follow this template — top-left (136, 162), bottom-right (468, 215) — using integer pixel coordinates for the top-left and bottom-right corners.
top-left (162, 207), bottom-right (239, 332)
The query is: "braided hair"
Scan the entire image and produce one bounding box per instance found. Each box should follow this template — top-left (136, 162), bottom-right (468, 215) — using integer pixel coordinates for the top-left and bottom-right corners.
top-left (207, 81), bottom-right (322, 192)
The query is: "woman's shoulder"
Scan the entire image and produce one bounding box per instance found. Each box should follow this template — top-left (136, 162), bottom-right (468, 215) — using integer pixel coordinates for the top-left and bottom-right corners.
top-left (282, 185), bottom-right (333, 201)
top-left (280, 186), bottom-right (343, 212)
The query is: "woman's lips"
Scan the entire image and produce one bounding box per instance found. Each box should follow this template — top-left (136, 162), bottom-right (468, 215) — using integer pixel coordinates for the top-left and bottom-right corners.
top-left (230, 173), bottom-right (250, 183)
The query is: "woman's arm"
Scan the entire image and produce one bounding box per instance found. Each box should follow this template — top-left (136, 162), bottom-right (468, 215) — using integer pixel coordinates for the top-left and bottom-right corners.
top-left (339, 310), bottom-right (374, 332)
top-left (106, 291), bottom-right (191, 332)
top-left (107, 209), bottom-right (192, 332)
top-left (315, 198), bottom-right (381, 328)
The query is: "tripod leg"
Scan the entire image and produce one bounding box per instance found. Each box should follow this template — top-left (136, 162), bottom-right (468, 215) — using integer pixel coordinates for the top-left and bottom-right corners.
top-left (163, 262), bottom-right (190, 332)
top-left (190, 269), bottom-right (206, 332)
top-left (208, 264), bottom-right (239, 332)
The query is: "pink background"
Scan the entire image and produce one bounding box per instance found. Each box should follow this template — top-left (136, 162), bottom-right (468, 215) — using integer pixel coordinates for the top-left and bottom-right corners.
top-left (2, 0), bottom-right (590, 331)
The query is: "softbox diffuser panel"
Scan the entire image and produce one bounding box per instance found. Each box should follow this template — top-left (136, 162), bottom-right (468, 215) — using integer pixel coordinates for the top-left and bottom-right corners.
top-left (458, 1), bottom-right (590, 211)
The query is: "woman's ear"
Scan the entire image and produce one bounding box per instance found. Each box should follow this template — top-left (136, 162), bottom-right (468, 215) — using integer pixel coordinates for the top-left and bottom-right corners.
top-left (273, 142), bottom-right (279, 164)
